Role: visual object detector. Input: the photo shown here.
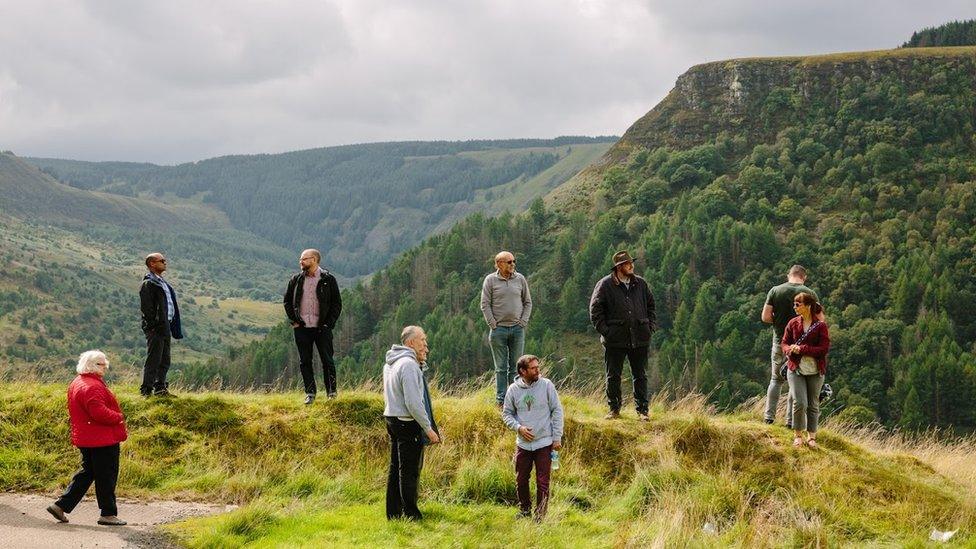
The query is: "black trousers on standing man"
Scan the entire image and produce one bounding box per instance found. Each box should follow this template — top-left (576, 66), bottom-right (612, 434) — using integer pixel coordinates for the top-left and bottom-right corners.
top-left (385, 417), bottom-right (424, 520)
top-left (605, 346), bottom-right (649, 414)
top-left (141, 331), bottom-right (171, 396)
top-left (294, 327), bottom-right (336, 396)
top-left (55, 444), bottom-right (120, 517)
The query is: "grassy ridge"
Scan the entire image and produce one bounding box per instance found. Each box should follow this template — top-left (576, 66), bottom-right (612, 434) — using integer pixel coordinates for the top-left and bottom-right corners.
top-left (2, 383), bottom-right (974, 547)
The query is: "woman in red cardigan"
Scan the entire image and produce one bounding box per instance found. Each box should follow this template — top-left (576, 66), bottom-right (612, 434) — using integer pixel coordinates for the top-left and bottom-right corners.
top-left (781, 293), bottom-right (830, 449)
top-left (46, 350), bottom-right (128, 526)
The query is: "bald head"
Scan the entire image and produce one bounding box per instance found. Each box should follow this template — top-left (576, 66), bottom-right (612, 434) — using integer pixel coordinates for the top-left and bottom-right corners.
top-left (299, 249), bottom-right (321, 273)
top-left (145, 252), bottom-right (166, 274)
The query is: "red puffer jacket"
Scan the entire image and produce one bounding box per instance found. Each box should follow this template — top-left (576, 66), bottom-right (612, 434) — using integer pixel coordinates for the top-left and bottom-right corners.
top-left (67, 373), bottom-right (128, 448)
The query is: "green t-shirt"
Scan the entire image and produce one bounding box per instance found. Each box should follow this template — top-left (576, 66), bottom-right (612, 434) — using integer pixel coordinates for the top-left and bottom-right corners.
top-left (765, 282), bottom-right (819, 340)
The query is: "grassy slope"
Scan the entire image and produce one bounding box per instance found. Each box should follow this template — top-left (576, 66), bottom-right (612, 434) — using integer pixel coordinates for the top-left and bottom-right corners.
top-left (2, 384), bottom-right (974, 547)
top-left (365, 142), bottom-right (613, 247)
top-left (0, 215), bottom-right (282, 375)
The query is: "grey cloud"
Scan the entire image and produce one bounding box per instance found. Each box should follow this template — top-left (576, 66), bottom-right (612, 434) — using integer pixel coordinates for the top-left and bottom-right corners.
top-left (0, 0), bottom-right (974, 163)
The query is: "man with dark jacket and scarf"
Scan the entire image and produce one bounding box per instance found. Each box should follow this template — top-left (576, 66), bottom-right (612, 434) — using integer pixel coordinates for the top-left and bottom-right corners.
top-left (139, 252), bottom-right (183, 397)
top-left (283, 249), bottom-right (342, 405)
top-left (589, 250), bottom-right (656, 420)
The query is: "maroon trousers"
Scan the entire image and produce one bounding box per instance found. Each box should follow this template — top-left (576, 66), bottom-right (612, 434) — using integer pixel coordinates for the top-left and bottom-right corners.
top-left (515, 444), bottom-right (552, 517)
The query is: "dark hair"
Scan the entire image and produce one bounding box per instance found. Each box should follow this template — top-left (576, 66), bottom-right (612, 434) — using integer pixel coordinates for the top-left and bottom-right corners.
top-left (794, 292), bottom-right (823, 315)
top-left (788, 264), bottom-right (807, 279)
top-left (516, 354), bottom-right (539, 374)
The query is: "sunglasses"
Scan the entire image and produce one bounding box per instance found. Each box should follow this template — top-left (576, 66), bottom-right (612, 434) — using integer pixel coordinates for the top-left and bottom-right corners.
top-left (793, 301), bottom-right (805, 307)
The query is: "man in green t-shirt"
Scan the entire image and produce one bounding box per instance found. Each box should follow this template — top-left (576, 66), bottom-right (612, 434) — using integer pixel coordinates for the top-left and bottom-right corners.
top-left (761, 265), bottom-right (820, 426)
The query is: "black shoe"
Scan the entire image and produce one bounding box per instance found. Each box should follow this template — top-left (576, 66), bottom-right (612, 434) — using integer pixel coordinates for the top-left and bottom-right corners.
top-left (47, 504), bottom-right (68, 523)
top-left (517, 510), bottom-right (532, 519)
top-left (327, 392), bottom-right (337, 399)
top-left (97, 515), bottom-right (127, 526)
top-left (786, 423), bottom-right (793, 429)
top-left (152, 389), bottom-right (174, 397)
top-left (764, 418), bottom-right (774, 425)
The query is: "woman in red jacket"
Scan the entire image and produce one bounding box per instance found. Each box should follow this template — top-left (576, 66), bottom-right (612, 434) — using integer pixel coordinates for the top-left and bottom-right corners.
top-left (46, 350), bottom-right (128, 526)
top-left (781, 293), bottom-right (830, 449)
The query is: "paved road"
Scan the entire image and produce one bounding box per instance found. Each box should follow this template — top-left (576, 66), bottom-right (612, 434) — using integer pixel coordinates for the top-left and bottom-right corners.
top-left (0, 493), bottom-right (235, 548)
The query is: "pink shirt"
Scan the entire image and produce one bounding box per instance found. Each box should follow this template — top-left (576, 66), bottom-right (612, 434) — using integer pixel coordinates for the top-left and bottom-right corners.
top-left (299, 268), bottom-right (321, 327)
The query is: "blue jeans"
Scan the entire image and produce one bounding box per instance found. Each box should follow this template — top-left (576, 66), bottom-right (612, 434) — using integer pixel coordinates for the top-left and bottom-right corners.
top-left (489, 324), bottom-right (525, 403)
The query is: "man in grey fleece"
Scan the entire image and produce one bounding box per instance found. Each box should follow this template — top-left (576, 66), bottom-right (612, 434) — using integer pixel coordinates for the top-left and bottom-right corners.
top-left (481, 250), bottom-right (533, 407)
top-left (501, 354), bottom-right (563, 520)
top-left (383, 325), bottom-right (440, 520)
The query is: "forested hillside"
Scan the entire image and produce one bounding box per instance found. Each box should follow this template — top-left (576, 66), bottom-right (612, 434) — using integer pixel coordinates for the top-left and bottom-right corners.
top-left (29, 137), bottom-right (615, 277)
top-left (216, 46), bottom-right (976, 432)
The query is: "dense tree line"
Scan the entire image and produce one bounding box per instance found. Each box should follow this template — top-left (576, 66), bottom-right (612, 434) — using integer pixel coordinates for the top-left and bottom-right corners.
top-left (903, 19), bottom-right (976, 48)
top-left (203, 52), bottom-right (976, 432)
top-left (29, 138), bottom-right (616, 277)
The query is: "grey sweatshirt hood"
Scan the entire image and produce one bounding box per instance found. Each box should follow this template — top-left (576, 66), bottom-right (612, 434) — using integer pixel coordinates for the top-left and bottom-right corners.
top-left (382, 344), bottom-right (432, 431)
top-left (385, 345), bottom-right (418, 366)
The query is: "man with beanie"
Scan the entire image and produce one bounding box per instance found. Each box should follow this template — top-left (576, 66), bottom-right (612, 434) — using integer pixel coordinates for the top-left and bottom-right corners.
top-left (383, 325), bottom-right (440, 520)
top-left (589, 250), bottom-right (656, 420)
top-left (501, 354), bottom-right (564, 520)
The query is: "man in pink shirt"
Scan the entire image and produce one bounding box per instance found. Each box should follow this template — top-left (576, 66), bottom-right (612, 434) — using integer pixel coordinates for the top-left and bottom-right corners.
top-left (284, 249), bottom-right (343, 405)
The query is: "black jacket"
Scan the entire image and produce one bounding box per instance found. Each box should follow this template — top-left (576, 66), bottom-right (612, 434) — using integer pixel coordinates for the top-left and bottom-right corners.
top-left (284, 269), bottom-right (342, 329)
top-left (140, 274), bottom-right (184, 339)
top-left (589, 273), bottom-right (656, 349)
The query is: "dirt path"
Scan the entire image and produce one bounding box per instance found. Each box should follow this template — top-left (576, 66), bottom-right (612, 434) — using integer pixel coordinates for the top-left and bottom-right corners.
top-left (0, 493), bottom-right (235, 548)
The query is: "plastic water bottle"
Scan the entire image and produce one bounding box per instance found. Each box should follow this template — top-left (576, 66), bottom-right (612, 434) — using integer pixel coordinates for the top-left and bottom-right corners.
top-left (550, 450), bottom-right (560, 471)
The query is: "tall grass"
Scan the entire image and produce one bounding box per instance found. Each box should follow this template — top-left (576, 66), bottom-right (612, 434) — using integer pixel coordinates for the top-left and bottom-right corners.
top-left (2, 381), bottom-right (974, 547)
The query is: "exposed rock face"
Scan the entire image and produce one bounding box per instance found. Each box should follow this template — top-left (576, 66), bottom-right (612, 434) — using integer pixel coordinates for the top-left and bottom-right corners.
top-left (550, 46), bottom-right (976, 212)
top-left (618, 47), bottom-right (976, 153)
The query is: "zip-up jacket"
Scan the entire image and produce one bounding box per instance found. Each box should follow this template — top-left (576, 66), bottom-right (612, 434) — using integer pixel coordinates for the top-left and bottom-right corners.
top-left (589, 273), bottom-right (656, 349)
top-left (283, 269), bottom-right (342, 329)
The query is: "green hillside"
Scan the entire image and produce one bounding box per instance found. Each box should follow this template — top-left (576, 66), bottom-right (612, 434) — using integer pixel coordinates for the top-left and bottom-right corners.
top-left (2, 385), bottom-right (973, 546)
top-left (28, 137), bottom-right (616, 277)
top-left (2, 137), bottom-right (611, 379)
top-left (225, 46), bottom-right (976, 433)
top-left (0, 153), bottom-right (292, 376)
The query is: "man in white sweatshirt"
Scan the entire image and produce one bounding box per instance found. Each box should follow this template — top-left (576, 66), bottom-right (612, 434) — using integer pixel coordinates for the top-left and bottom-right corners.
top-left (383, 325), bottom-right (440, 520)
top-left (501, 354), bottom-right (564, 520)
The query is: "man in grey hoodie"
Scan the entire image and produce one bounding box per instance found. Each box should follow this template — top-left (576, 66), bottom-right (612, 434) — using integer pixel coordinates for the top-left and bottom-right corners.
top-left (383, 325), bottom-right (440, 520)
top-left (501, 354), bottom-right (564, 520)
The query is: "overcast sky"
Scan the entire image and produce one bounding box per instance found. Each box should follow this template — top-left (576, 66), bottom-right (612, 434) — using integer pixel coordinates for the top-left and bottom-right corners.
top-left (1, 1), bottom-right (973, 164)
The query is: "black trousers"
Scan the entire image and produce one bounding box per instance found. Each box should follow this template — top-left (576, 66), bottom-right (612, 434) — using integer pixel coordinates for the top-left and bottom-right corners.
top-left (385, 417), bottom-right (425, 520)
top-left (605, 346), bottom-right (649, 414)
top-left (141, 331), bottom-right (171, 395)
top-left (294, 327), bottom-right (336, 395)
top-left (55, 444), bottom-right (120, 516)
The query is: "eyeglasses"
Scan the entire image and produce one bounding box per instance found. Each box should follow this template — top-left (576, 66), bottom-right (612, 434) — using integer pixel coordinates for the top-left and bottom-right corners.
top-left (155, 258), bottom-right (167, 263)
top-left (793, 302), bottom-right (804, 308)
top-left (504, 260), bottom-right (516, 265)
top-left (96, 362), bottom-right (108, 366)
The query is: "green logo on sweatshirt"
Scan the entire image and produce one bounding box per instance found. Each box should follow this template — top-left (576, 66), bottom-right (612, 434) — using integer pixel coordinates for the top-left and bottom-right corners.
top-left (522, 393), bottom-right (535, 411)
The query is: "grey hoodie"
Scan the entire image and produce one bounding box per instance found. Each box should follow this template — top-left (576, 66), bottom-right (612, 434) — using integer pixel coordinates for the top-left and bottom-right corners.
top-left (502, 376), bottom-right (564, 451)
top-left (382, 345), bottom-right (433, 432)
